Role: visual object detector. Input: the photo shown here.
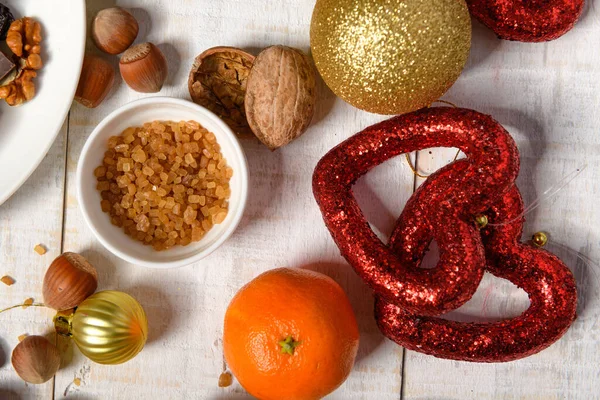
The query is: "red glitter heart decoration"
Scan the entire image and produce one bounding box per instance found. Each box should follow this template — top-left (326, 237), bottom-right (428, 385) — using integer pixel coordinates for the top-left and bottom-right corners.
top-left (313, 107), bottom-right (577, 362)
top-left (466, 0), bottom-right (585, 42)
top-left (313, 107), bottom-right (519, 315)
top-left (380, 185), bottom-right (577, 362)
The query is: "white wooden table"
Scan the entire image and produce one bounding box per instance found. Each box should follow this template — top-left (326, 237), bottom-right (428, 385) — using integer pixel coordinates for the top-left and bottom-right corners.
top-left (1, 1), bottom-right (599, 399)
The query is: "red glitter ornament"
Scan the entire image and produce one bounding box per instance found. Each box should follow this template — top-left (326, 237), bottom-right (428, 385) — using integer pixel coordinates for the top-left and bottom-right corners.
top-left (380, 187), bottom-right (577, 362)
top-left (313, 107), bottom-right (577, 362)
top-left (467, 0), bottom-right (584, 42)
top-left (314, 107), bottom-right (519, 315)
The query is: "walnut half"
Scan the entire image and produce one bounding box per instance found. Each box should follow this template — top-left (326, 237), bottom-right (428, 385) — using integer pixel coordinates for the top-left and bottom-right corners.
top-left (1, 17), bottom-right (42, 106)
top-left (0, 69), bottom-right (36, 106)
top-left (7, 17), bottom-right (42, 59)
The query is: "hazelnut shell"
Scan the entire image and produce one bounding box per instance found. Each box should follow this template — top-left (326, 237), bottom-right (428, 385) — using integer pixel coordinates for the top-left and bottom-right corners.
top-left (92, 7), bottom-right (139, 55)
top-left (43, 252), bottom-right (98, 311)
top-left (188, 47), bottom-right (255, 135)
top-left (11, 335), bottom-right (60, 384)
top-left (75, 55), bottom-right (115, 108)
top-left (245, 46), bottom-right (317, 150)
top-left (120, 42), bottom-right (168, 93)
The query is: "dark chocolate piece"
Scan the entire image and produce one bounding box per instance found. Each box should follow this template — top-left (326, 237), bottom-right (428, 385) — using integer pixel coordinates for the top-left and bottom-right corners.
top-left (0, 49), bottom-right (14, 81)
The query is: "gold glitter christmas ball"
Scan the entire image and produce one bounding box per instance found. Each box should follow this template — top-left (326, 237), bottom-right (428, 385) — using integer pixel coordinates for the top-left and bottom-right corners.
top-left (310, 0), bottom-right (472, 115)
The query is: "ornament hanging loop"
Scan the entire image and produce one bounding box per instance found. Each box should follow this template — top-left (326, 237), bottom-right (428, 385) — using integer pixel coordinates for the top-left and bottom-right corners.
top-left (430, 99), bottom-right (459, 108)
top-left (53, 309), bottom-right (75, 337)
top-left (404, 149), bottom-right (461, 179)
top-left (404, 99), bottom-right (461, 179)
top-left (0, 302), bottom-right (48, 314)
top-left (488, 164), bottom-right (587, 227)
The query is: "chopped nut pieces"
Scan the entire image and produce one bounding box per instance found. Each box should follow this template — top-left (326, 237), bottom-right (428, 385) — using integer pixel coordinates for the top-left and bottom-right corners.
top-left (22, 298), bottom-right (34, 309)
top-left (96, 120), bottom-right (233, 251)
top-left (73, 378), bottom-right (81, 386)
top-left (34, 244), bottom-right (46, 255)
top-left (1, 275), bottom-right (15, 286)
top-left (0, 17), bottom-right (43, 106)
top-left (18, 334), bottom-right (27, 342)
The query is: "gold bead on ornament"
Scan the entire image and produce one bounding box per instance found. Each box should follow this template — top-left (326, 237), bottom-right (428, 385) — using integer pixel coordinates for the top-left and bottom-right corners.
top-left (532, 232), bottom-right (548, 247)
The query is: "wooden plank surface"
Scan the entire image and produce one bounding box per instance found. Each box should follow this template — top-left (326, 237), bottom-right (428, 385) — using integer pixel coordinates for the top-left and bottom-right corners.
top-left (403, 7), bottom-right (600, 399)
top-left (53, 0), bottom-right (407, 399)
top-left (1, 0), bottom-right (599, 399)
top-left (0, 122), bottom-right (67, 400)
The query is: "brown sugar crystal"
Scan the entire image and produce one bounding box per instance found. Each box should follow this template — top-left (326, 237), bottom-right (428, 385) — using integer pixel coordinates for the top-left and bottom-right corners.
top-left (33, 244), bottom-right (46, 255)
top-left (218, 371), bottom-right (233, 387)
top-left (95, 120), bottom-right (232, 251)
top-left (1, 275), bottom-right (15, 286)
top-left (22, 297), bottom-right (34, 309)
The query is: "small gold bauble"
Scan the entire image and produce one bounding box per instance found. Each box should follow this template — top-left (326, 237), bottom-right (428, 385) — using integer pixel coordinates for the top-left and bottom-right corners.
top-left (532, 232), bottom-right (548, 247)
top-left (475, 214), bottom-right (488, 229)
top-left (55, 290), bottom-right (148, 365)
top-left (310, 0), bottom-right (471, 115)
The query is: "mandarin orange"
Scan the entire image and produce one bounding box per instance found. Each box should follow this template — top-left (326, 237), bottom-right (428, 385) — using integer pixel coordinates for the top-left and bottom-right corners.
top-left (223, 267), bottom-right (359, 400)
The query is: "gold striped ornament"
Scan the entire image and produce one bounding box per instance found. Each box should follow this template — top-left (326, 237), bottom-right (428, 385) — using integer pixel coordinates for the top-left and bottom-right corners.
top-left (54, 290), bottom-right (148, 365)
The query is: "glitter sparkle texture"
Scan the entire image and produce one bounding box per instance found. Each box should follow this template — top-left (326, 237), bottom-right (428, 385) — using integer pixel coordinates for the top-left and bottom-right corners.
top-left (310, 0), bottom-right (472, 115)
top-left (313, 107), bottom-right (577, 362)
top-left (467, 0), bottom-right (584, 42)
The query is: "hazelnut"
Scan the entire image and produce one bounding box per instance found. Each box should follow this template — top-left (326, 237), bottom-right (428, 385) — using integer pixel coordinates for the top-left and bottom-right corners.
top-left (75, 55), bottom-right (115, 108)
top-left (92, 7), bottom-right (139, 55)
top-left (43, 252), bottom-right (98, 310)
top-left (119, 42), bottom-right (167, 93)
top-left (11, 336), bottom-right (60, 384)
top-left (245, 46), bottom-right (317, 150)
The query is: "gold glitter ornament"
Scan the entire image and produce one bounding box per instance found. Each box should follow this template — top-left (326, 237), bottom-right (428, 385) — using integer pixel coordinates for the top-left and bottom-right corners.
top-left (310, 0), bottom-right (471, 115)
top-left (54, 290), bottom-right (148, 365)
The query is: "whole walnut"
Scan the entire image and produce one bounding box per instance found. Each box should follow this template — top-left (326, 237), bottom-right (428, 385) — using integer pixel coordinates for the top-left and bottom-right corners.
top-left (245, 46), bottom-right (317, 150)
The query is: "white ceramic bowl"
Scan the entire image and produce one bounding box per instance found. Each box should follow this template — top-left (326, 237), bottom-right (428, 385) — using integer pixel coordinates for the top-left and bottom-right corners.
top-left (77, 97), bottom-right (249, 269)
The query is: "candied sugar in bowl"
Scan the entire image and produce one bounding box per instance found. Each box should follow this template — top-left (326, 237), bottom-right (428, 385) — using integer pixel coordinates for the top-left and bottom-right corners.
top-left (95, 120), bottom-right (233, 251)
top-left (77, 97), bottom-right (249, 269)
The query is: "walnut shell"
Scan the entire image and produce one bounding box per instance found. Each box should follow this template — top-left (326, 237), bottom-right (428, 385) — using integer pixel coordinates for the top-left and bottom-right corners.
top-left (245, 46), bottom-right (316, 150)
top-left (188, 47), bottom-right (255, 135)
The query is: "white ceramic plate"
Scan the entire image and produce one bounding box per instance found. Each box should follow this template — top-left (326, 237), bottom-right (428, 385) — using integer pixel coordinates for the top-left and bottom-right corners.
top-left (0, 0), bottom-right (86, 205)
